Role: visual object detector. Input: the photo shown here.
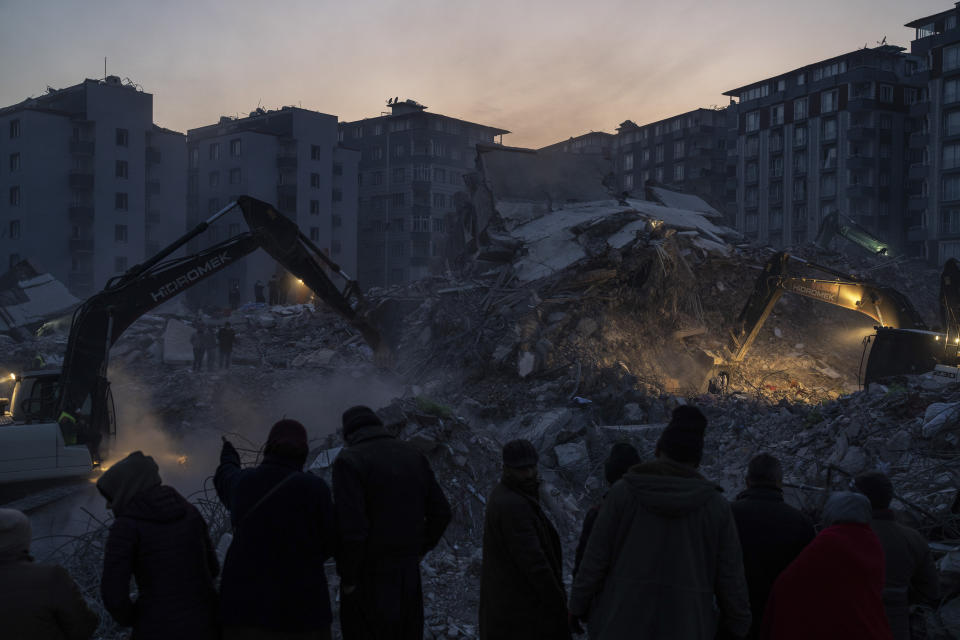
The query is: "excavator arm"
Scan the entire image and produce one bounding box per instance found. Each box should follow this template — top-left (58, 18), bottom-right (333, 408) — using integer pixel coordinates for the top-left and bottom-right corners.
top-left (57, 196), bottom-right (383, 434)
top-left (728, 252), bottom-right (926, 362)
top-left (815, 211), bottom-right (893, 258)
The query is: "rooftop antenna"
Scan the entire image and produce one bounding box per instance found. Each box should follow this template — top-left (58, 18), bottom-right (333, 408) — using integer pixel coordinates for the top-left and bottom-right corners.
top-left (877, 36), bottom-right (887, 46)
top-left (104, 57), bottom-right (107, 79)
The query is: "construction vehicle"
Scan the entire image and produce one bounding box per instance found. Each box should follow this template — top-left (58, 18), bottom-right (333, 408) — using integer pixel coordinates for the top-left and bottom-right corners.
top-left (725, 252), bottom-right (960, 387)
top-left (0, 196), bottom-right (384, 483)
top-left (814, 211), bottom-right (894, 258)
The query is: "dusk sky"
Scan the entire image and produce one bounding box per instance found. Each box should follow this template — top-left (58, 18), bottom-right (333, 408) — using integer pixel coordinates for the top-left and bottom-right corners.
top-left (0, 0), bottom-right (948, 148)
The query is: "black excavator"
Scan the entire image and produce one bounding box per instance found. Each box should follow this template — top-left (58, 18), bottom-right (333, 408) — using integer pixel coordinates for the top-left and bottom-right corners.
top-left (0, 196), bottom-right (385, 483)
top-left (725, 252), bottom-right (960, 387)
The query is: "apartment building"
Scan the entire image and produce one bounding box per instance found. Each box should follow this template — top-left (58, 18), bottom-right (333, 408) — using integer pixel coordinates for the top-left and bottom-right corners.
top-left (612, 108), bottom-right (731, 212)
top-left (539, 131), bottom-right (614, 156)
top-left (724, 46), bottom-right (923, 250)
top-left (339, 99), bottom-right (508, 289)
top-left (186, 107), bottom-right (359, 307)
top-left (0, 77), bottom-right (185, 297)
top-left (907, 3), bottom-right (960, 263)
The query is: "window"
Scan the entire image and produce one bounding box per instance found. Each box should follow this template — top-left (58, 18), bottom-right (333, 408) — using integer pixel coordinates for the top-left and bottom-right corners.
top-left (209, 143), bottom-right (220, 160)
top-left (777, 79), bottom-right (786, 92)
top-left (412, 164), bottom-right (430, 181)
top-left (880, 143), bottom-right (892, 158)
top-left (797, 72), bottom-right (806, 86)
top-left (114, 256), bottom-right (128, 272)
top-left (945, 143), bottom-right (960, 169)
top-left (116, 128), bottom-right (128, 147)
top-left (9, 220), bottom-right (20, 239)
top-left (770, 207), bottom-right (784, 229)
top-left (813, 61), bottom-right (846, 81)
top-left (430, 140), bottom-right (445, 157)
top-left (7, 152), bottom-right (20, 173)
top-left (624, 174), bottom-right (634, 190)
top-left (794, 125), bottom-right (807, 147)
top-left (189, 147), bottom-right (199, 169)
top-left (821, 174), bottom-right (837, 197)
top-left (793, 178), bottom-right (807, 200)
top-left (745, 136), bottom-right (759, 156)
top-left (822, 146), bottom-right (837, 170)
top-left (332, 214), bottom-right (342, 228)
top-left (739, 85), bottom-right (770, 102)
top-left (879, 115), bottom-right (892, 129)
top-left (770, 131), bottom-right (783, 153)
top-left (115, 160), bottom-right (128, 178)
top-left (946, 44), bottom-right (960, 72)
top-left (373, 172), bottom-right (383, 186)
top-left (392, 168), bottom-right (405, 183)
top-left (745, 111), bottom-right (760, 132)
top-left (771, 104), bottom-right (784, 126)
top-left (230, 138), bottom-right (241, 158)
top-left (673, 164), bottom-right (684, 181)
top-left (671, 119), bottom-right (682, 132)
top-left (229, 168), bottom-right (241, 184)
top-left (115, 192), bottom-right (128, 210)
top-left (623, 153), bottom-right (634, 171)
top-left (745, 186), bottom-right (759, 207)
top-left (655, 145), bottom-right (664, 163)
top-left (793, 151), bottom-right (807, 173)
top-left (310, 227), bottom-right (320, 242)
top-left (332, 163), bottom-right (343, 177)
top-left (655, 167), bottom-right (664, 182)
top-left (330, 188), bottom-right (341, 203)
top-left (432, 193), bottom-right (446, 208)
top-left (433, 167), bottom-right (446, 182)
top-left (188, 174), bottom-right (198, 195)
top-left (943, 209), bottom-right (960, 234)
top-left (793, 98), bottom-right (807, 123)
top-left (947, 79), bottom-right (960, 104)
top-left (948, 111), bottom-right (960, 137)
top-left (771, 156), bottom-right (783, 178)
top-left (354, 126), bottom-right (363, 139)
top-left (673, 141), bottom-right (684, 158)
top-left (641, 149), bottom-right (650, 164)
top-left (209, 171), bottom-right (220, 187)
top-left (391, 192), bottom-right (406, 206)
top-left (745, 213), bottom-right (759, 233)
top-left (879, 85), bottom-right (894, 103)
top-left (208, 198), bottom-right (220, 214)
top-left (821, 89), bottom-right (838, 113)
top-left (394, 145), bottom-right (405, 158)
top-left (311, 173), bottom-right (321, 188)
top-left (310, 200), bottom-right (320, 215)
top-left (114, 224), bottom-right (127, 243)
top-left (745, 162), bottom-right (758, 183)
top-left (822, 118), bottom-right (837, 141)
top-left (311, 145), bottom-right (323, 161)
top-left (412, 216), bottom-right (430, 232)
top-left (432, 218), bottom-right (445, 232)
top-left (391, 242), bottom-right (406, 258)
top-left (9, 119), bottom-right (20, 139)
top-left (769, 182), bottom-right (783, 203)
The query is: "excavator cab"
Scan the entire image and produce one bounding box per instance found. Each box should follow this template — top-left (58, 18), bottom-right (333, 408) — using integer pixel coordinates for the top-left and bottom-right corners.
top-left (860, 328), bottom-right (955, 385)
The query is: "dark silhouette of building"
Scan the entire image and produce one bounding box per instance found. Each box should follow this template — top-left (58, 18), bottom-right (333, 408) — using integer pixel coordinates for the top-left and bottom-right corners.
top-left (539, 131), bottom-right (614, 157)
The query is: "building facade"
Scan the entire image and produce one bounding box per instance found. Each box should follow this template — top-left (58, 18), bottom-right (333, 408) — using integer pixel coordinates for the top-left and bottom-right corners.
top-left (539, 131), bottom-right (614, 156)
top-left (339, 99), bottom-right (508, 289)
top-left (907, 4), bottom-right (960, 263)
top-left (0, 77), bottom-right (185, 296)
top-left (724, 46), bottom-right (924, 250)
top-left (186, 107), bottom-right (359, 307)
top-left (612, 108), bottom-right (731, 213)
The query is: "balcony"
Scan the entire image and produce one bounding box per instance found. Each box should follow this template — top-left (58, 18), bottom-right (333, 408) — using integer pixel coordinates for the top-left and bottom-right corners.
top-left (909, 164), bottom-right (930, 180)
top-left (847, 125), bottom-right (877, 141)
top-left (69, 238), bottom-right (94, 252)
top-left (68, 206), bottom-right (94, 224)
top-left (846, 96), bottom-right (874, 112)
top-left (69, 139), bottom-right (95, 155)
top-left (846, 156), bottom-right (874, 170)
top-left (146, 146), bottom-right (162, 164)
top-left (908, 194), bottom-right (928, 211)
top-left (910, 132), bottom-right (931, 147)
top-left (68, 170), bottom-right (94, 189)
top-left (276, 154), bottom-right (298, 169)
top-left (910, 102), bottom-right (930, 118)
top-left (846, 184), bottom-right (874, 198)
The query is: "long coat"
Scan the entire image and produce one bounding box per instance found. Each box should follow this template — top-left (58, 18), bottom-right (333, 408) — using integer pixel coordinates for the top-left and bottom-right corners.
top-left (101, 484), bottom-right (219, 640)
top-left (332, 425), bottom-right (451, 640)
top-left (478, 477), bottom-right (571, 640)
top-left (0, 558), bottom-right (99, 640)
top-left (569, 459), bottom-right (751, 640)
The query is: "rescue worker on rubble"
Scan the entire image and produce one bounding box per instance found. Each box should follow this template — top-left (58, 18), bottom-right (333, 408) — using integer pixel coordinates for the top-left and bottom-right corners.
top-left (0, 508), bottom-right (99, 640)
top-left (98, 451), bottom-right (220, 640)
top-left (202, 325), bottom-right (218, 371)
top-left (216, 420), bottom-right (337, 640)
top-left (568, 405), bottom-right (751, 639)
top-left (725, 453), bottom-right (814, 640)
top-left (573, 442), bottom-right (640, 577)
top-left (217, 322), bottom-right (237, 370)
top-left (855, 471), bottom-right (940, 640)
top-left (479, 439), bottom-right (571, 640)
top-left (254, 280), bottom-right (266, 304)
top-left (333, 406), bottom-right (451, 640)
top-left (191, 326), bottom-right (206, 372)
top-left (268, 274), bottom-right (279, 306)
top-left (760, 491), bottom-right (893, 639)
top-left (229, 283), bottom-right (241, 310)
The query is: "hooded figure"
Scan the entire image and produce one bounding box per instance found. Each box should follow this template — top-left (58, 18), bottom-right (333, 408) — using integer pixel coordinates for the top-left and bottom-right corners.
top-left (98, 451), bottom-right (219, 640)
top-left (0, 508), bottom-right (99, 640)
top-left (760, 491), bottom-right (893, 640)
top-left (569, 406), bottom-right (751, 640)
top-left (215, 419), bottom-right (337, 639)
top-left (333, 406), bottom-right (451, 640)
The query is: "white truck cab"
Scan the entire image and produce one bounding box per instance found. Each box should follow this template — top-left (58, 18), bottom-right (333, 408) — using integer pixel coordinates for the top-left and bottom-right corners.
top-left (0, 370), bottom-right (114, 483)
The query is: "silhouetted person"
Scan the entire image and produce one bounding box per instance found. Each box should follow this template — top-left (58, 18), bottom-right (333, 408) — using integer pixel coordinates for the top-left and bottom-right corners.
top-left (855, 471), bottom-right (940, 640)
top-left (217, 322), bottom-right (236, 369)
top-left (726, 454), bottom-right (814, 640)
top-left (98, 452), bottom-right (219, 640)
top-left (0, 508), bottom-right (99, 640)
top-left (278, 273), bottom-right (290, 305)
top-left (479, 439), bottom-right (570, 640)
top-left (215, 420), bottom-right (336, 640)
top-left (573, 442), bottom-right (640, 577)
top-left (569, 406), bottom-right (750, 639)
top-left (254, 280), bottom-right (265, 304)
top-left (333, 406), bottom-right (451, 640)
top-left (202, 325), bottom-right (217, 371)
top-left (191, 326), bottom-right (206, 372)
top-left (760, 492), bottom-right (892, 640)
top-left (228, 283), bottom-right (241, 310)
top-left (268, 274), bottom-right (279, 305)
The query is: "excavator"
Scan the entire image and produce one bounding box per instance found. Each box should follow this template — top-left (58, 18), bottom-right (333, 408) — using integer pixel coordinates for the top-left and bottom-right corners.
top-left (814, 211), bottom-right (894, 258)
top-left (0, 196), bottom-right (385, 483)
top-left (724, 252), bottom-right (960, 387)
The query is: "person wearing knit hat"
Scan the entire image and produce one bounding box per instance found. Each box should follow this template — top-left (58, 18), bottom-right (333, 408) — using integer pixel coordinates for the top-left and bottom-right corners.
top-left (572, 442), bottom-right (640, 577)
top-left (569, 405), bottom-right (751, 639)
top-left (99, 451), bottom-right (219, 640)
top-left (479, 440), bottom-right (570, 640)
top-left (215, 420), bottom-right (337, 639)
top-left (855, 471), bottom-right (939, 640)
top-left (0, 508), bottom-right (99, 640)
top-left (333, 406), bottom-right (451, 639)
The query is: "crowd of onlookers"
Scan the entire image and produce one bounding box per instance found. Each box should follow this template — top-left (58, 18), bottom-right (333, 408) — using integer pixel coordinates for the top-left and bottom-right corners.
top-left (0, 403), bottom-right (943, 640)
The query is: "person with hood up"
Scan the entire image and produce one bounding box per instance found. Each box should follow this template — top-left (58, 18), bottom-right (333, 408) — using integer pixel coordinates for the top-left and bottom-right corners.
top-left (478, 439), bottom-right (571, 640)
top-left (568, 405), bottom-right (751, 639)
top-left (573, 442), bottom-right (640, 577)
top-left (215, 419), bottom-right (336, 640)
top-left (855, 471), bottom-right (940, 640)
top-left (760, 491), bottom-right (893, 640)
top-left (726, 453), bottom-right (814, 640)
top-left (0, 508), bottom-right (98, 640)
top-left (333, 406), bottom-right (451, 640)
top-left (98, 451), bottom-right (219, 640)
